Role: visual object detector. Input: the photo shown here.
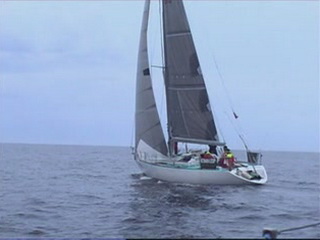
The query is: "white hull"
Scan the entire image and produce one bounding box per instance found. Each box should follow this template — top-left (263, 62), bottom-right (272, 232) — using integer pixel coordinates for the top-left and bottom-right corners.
top-left (136, 158), bottom-right (267, 185)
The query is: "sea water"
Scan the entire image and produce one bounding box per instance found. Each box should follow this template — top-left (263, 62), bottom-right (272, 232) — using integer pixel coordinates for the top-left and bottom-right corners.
top-left (0, 143), bottom-right (319, 238)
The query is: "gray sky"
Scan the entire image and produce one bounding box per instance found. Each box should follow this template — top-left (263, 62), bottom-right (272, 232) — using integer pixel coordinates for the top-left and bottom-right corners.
top-left (0, 0), bottom-right (318, 152)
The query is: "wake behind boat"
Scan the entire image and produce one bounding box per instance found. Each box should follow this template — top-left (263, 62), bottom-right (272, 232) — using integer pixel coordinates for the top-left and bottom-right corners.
top-left (133, 0), bottom-right (267, 185)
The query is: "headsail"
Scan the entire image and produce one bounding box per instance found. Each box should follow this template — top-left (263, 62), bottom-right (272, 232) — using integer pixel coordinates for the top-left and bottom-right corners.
top-left (135, 0), bottom-right (168, 157)
top-left (162, 0), bottom-right (221, 149)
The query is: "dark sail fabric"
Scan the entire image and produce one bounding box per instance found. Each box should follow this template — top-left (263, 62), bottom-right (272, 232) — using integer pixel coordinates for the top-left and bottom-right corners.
top-left (162, 0), bottom-right (219, 143)
top-left (135, 0), bottom-right (168, 157)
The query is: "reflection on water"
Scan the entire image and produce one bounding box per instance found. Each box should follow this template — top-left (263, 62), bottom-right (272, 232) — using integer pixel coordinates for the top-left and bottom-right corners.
top-left (121, 174), bottom-right (261, 238)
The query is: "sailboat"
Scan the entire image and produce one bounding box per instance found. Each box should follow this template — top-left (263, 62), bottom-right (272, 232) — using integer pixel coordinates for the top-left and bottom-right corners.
top-left (133, 0), bottom-right (267, 185)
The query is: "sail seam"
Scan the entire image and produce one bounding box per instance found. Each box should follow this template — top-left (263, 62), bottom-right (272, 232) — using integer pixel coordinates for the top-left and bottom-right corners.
top-left (146, 103), bottom-right (156, 109)
top-left (168, 86), bottom-right (206, 91)
top-left (137, 86), bottom-right (152, 94)
top-left (177, 92), bottom-right (190, 138)
top-left (139, 122), bottom-right (162, 138)
top-left (166, 31), bottom-right (191, 38)
top-left (136, 108), bottom-right (156, 113)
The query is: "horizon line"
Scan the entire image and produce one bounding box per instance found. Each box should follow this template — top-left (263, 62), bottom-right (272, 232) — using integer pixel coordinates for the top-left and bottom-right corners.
top-left (0, 141), bottom-right (319, 154)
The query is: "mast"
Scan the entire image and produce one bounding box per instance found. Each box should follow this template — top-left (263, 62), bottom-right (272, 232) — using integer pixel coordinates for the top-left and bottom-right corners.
top-left (161, 0), bottom-right (173, 155)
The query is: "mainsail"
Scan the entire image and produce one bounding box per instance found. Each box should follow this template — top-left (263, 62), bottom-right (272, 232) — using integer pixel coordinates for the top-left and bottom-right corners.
top-left (135, 0), bottom-right (168, 157)
top-left (162, 0), bottom-right (221, 149)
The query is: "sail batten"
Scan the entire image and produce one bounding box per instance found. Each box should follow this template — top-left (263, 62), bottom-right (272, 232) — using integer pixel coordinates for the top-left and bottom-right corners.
top-left (168, 86), bottom-right (206, 91)
top-left (166, 31), bottom-right (191, 38)
top-left (162, 0), bottom-right (219, 151)
top-left (135, 0), bottom-right (168, 157)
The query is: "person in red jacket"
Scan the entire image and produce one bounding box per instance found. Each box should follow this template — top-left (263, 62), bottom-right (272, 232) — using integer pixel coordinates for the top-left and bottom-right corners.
top-left (218, 146), bottom-right (235, 170)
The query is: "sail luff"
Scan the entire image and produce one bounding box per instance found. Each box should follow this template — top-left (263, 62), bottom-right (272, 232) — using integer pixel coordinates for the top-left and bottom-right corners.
top-left (135, 0), bottom-right (168, 157)
top-left (162, 0), bottom-right (220, 146)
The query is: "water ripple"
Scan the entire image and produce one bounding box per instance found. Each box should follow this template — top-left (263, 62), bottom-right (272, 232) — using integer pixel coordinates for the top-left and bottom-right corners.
top-left (1, 144), bottom-right (319, 239)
